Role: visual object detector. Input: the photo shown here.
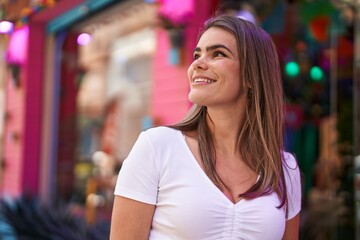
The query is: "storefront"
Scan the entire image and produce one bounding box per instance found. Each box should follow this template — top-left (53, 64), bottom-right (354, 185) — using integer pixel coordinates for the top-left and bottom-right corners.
top-left (0, 0), bottom-right (218, 214)
top-left (0, 0), bottom-right (64, 198)
top-left (0, 0), bottom-right (122, 201)
top-left (70, 0), bottom-right (160, 220)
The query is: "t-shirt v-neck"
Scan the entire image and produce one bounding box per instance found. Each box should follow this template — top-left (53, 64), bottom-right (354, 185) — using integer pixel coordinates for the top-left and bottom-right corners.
top-left (180, 131), bottom-right (253, 206)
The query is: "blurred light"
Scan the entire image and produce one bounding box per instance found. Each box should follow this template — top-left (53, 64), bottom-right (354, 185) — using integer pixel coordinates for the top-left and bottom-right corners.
top-left (236, 10), bottom-right (256, 24)
top-left (77, 33), bottom-right (91, 45)
top-left (310, 66), bottom-right (323, 81)
top-left (6, 25), bottom-right (29, 65)
top-left (285, 61), bottom-right (300, 77)
top-left (87, 193), bottom-right (105, 207)
top-left (0, 21), bottom-right (14, 34)
top-left (92, 151), bottom-right (107, 165)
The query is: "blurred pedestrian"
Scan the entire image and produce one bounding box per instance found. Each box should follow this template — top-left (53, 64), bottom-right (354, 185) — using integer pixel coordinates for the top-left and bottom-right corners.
top-left (110, 14), bottom-right (301, 240)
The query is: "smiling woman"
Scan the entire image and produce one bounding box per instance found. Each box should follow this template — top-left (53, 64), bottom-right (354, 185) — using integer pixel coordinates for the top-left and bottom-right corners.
top-left (188, 27), bottom-right (242, 108)
top-left (110, 14), bottom-right (301, 240)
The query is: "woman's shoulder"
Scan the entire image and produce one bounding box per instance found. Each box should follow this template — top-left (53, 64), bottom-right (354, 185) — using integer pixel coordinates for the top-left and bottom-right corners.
top-left (144, 125), bottom-right (180, 135)
top-left (142, 126), bottom-right (182, 143)
top-left (282, 151), bottom-right (302, 218)
top-left (282, 151), bottom-right (298, 169)
top-left (281, 151), bottom-right (301, 184)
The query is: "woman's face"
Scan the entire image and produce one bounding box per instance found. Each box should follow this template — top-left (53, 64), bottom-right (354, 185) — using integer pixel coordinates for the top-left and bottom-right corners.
top-left (188, 27), bottom-right (245, 108)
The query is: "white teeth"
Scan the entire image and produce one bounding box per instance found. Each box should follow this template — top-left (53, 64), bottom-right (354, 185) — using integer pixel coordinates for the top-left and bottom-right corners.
top-left (194, 78), bottom-right (215, 83)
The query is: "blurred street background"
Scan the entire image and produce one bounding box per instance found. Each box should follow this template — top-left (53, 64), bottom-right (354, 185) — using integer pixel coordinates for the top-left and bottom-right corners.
top-left (0, 0), bottom-right (359, 239)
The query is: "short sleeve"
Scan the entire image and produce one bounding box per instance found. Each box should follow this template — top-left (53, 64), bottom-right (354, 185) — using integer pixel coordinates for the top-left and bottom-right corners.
top-left (283, 152), bottom-right (302, 220)
top-left (114, 131), bottom-right (160, 205)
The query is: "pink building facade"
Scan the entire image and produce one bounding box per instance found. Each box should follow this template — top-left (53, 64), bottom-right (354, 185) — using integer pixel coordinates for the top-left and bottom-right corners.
top-left (1, 0), bottom-right (218, 202)
top-left (152, 0), bottom-right (218, 125)
top-left (1, 0), bottom-right (85, 198)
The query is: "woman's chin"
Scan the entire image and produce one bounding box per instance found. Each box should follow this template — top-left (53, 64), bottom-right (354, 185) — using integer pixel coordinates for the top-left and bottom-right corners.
top-left (188, 95), bottom-right (207, 106)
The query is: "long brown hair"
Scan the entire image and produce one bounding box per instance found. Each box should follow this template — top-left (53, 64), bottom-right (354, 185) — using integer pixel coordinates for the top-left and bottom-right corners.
top-left (170, 15), bottom-right (287, 209)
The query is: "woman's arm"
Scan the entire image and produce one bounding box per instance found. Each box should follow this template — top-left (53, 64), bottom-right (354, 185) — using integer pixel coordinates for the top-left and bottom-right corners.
top-left (282, 213), bottom-right (300, 240)
top-left (110, 195), bottom-right (156, 240)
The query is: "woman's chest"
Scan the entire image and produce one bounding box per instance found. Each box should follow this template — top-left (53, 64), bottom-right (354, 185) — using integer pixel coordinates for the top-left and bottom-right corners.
top-left (152, 160), bottom-right (286, 239)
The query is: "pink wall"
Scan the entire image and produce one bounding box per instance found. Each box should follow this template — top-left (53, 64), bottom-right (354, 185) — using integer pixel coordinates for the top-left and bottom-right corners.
top-left (1, 0), bottom-right (85, 197)
top-left (151, 0), bottom-right (218, 125)
top-left (151, 29), bottom-right (190, 125)
top-left (20, 22), bottom-right (45, 195)
top-left (2, 68), bottom-right (25, 196)
top-left (2, 23), bottom-right (45, 197)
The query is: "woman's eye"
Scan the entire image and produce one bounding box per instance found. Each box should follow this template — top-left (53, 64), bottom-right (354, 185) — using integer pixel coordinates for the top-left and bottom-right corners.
top-left (214, 51), bottom-right (226, 57)
top-left (193, 53), bottom-right (200, 60)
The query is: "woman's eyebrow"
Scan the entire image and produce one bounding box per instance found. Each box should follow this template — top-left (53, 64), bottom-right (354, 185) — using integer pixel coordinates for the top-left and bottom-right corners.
top-left (193, 44), bottom-right (234, 55)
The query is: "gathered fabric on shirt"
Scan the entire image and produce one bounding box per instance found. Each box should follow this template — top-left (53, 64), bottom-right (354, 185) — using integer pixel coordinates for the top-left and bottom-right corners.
top-left (114, 127), bottom-right (302, 240)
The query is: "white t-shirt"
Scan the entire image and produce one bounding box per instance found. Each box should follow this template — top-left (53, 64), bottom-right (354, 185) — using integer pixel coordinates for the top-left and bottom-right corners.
top-left (114, 126), bottom-right (302, 240)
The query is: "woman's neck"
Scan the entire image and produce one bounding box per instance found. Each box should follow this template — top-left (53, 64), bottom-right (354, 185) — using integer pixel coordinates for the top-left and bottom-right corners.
top-left (206, 108), bottom-right (245, 156)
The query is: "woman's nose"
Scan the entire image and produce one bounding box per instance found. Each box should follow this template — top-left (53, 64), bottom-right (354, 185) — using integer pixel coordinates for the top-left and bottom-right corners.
top-left (192, 58), bottom-right (208, 70)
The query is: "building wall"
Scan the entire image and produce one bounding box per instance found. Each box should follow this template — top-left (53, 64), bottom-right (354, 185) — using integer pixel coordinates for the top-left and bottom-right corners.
top-left (2, 67), bottom-right (24, 196)
top-left (151, 29), bottom-right (190, 125)
top-left (56, 33), bottom-right (78, 201)
top-left (1, 24), bottom-right (44, 197)
top-left (21, 23), bottom-right (45, 196)
top-left (0, 38), bottom-right (7, 193)
top-left (1, 0), bottom-right (85, 198)
top-left (151, 0), bottom-right (218, 125)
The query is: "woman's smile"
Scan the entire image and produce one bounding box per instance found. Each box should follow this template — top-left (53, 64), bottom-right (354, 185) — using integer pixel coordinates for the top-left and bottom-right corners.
top-left (192, 77), bottom-right (217, 84)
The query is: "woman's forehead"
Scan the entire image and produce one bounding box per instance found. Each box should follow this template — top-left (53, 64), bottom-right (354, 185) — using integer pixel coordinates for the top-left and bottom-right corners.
top-left (197, 27), bottom-right (236, 46)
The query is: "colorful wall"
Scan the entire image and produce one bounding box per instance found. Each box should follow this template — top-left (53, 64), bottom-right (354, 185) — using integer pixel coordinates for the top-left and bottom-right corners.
top-left (151, 0), bottom-right (218, 125)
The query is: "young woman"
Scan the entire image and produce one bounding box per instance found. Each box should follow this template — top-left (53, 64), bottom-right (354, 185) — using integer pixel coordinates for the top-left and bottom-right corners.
top-left (110, 14), bottom-right (301, 240)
